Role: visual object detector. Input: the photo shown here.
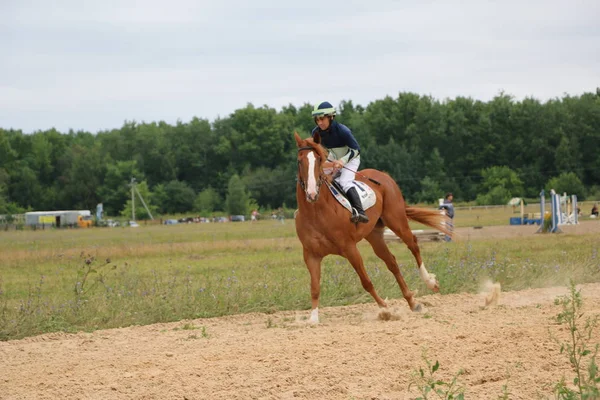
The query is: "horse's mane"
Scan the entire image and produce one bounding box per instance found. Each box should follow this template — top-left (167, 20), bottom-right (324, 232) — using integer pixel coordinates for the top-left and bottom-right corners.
top-left (299, 136), bottom-right (328, 161)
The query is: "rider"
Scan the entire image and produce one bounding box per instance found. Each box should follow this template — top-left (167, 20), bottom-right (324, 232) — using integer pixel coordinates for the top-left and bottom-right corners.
top-left (311, 101), bottom-right (369, 223)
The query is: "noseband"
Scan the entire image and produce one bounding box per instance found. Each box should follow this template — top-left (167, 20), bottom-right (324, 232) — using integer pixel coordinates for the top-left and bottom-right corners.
top-left (297, 146), bottom-right (325, 195)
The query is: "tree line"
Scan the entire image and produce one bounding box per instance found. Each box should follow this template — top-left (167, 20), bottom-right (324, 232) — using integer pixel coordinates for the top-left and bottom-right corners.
top-left (1, 90), bottom-right (599, 218)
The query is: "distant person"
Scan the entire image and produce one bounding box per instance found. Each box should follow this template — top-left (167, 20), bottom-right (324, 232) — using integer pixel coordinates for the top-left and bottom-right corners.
top-left (439, 192), bottom-right (454, 241)
top-left (443, 193), bottom-right (454, 217)
top-left (251, 209), bottom-right (259, 222)
top-left (592, 203), bottom-right (599, 218)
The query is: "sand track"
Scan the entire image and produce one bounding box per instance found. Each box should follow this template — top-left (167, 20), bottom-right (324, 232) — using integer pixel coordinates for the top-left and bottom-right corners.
top-left (2, 282), bottom-right (599, 399)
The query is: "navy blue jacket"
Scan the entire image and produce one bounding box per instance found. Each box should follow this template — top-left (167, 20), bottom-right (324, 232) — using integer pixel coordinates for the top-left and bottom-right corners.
top-left (311, 121), bottom-right (360, 164)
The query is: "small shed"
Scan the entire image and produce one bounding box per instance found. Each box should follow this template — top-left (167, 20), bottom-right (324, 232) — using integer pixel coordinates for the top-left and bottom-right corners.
top-left (25, 210), bottom-right (90, 228)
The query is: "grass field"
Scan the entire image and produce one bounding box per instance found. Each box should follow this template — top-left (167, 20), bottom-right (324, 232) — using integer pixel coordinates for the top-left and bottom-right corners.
top-left (1, 205), bottom-right (599, 341)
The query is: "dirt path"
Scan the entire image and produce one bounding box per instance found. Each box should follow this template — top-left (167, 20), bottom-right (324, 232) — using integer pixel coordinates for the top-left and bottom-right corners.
top-left (2, 281), bottom-right (599, 400)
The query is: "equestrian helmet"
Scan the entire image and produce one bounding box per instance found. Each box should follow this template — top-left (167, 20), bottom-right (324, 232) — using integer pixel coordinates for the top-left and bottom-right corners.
top-left (311, 101), bottom-right (336, 117)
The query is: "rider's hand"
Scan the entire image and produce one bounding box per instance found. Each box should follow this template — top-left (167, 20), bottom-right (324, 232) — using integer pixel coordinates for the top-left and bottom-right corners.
top-left (332, 160), bottom-right (345, 170)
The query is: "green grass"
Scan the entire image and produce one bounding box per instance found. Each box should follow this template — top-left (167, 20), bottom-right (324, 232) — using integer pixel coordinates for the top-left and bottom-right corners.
top-left (1, 209), bottom-right (599, 341)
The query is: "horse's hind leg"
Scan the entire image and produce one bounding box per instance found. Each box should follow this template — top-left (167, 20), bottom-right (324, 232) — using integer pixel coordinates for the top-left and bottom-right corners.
top-left (365, 227), bottom-right (421, 311)
top-left (381, 209), bottom-right (439, 292)
top-left (343, 245), bottom-right (388, 308)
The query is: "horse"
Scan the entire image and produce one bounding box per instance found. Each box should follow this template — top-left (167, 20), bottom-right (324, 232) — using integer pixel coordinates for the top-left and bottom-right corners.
top-left (294, 131), bottom-right (453, 323)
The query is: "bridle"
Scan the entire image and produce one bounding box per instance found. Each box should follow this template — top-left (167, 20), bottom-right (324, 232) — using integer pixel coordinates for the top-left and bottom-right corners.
top-left (297, 146), bottom-right (325, 199)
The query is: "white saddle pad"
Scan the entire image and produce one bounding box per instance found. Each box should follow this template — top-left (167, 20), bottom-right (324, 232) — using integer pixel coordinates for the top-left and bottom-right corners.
top-left (327, 180), bottom-right (377, 214)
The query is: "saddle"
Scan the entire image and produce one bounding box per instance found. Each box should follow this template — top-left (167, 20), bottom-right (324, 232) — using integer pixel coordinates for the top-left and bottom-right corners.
top-left (326, 180), bottom-right (377, 215)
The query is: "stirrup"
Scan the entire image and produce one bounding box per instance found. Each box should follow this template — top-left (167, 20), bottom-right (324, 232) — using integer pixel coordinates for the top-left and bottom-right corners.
top-left (350, 208), bottom-right (369, 224)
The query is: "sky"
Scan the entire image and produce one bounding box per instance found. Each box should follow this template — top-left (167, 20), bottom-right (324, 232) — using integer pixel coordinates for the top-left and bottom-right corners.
top-left (2, 0), bottom-right (599, 133)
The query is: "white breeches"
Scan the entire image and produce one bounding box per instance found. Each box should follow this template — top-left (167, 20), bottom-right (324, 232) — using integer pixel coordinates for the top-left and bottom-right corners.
top-left (336, 157), bottom-right (360, 192)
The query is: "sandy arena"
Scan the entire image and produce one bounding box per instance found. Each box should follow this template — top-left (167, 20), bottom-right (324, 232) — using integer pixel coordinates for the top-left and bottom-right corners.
top-left (1, 222), bottom-right (599, 399)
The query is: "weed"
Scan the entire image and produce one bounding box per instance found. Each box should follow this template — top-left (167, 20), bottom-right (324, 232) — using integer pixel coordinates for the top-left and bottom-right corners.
top-left (552, 280), bottom-right (599, 399)
top-left (182, 323), bottom-right (196, 330)
top-left (409, 350), bottom-right (465, 400)
top-left (200, 326), bottom-right (209, 338)
top-left (497, 362), bottom-right (521, 400)
top-left (173, 323), bottom-right (197, 331)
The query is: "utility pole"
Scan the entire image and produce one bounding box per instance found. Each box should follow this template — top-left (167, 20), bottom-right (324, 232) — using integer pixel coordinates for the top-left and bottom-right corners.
top-left (131, 177), bottom-right (136, 221)
top-left (135, 184), bottom-right (154, 220)
top-left (130, 177), bottom-right (154, 221)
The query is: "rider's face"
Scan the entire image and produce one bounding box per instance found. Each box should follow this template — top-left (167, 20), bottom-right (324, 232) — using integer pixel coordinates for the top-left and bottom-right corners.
top-left (315, 116), bottom-right (331, 130)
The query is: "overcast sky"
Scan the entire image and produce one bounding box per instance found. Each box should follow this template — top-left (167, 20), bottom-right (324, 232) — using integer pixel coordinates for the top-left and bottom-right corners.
top-left (2, 0), bottom-right (599, 133)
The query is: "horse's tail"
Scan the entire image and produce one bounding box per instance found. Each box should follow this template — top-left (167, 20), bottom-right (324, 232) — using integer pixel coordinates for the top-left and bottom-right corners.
top-left (405, 206), bottom-right (454, 238)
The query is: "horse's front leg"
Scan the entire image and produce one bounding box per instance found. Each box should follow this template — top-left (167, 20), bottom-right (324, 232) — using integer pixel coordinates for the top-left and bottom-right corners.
top-left (303, 249), bottom-right (323, 323)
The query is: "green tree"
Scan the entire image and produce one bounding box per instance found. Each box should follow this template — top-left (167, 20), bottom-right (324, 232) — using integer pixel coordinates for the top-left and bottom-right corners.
top-left (441, 97), bottom-right (491, 200)
top-left (60, 144), bottom-right (105, 210)
top-left (151, 184), bottom-right (168, 214)
top-left (363, 94), bottom-right (417, 146)
top-left (0, 168), bottom-right (22, 215)
top-left (475, 166), bottom-right (524, 205)
top-left (132, 122), bottom-right (177, 186)
top-left (171, 117), bottom-right (221, 191)
top-left (0, 129), bottom-right (18, 170)
top-left (242, 166), bottom-right (295, 209)
top-left (362, 138), bottom-right (421, 201)
top-left (8, 162), bottom-right (42, 209)
top-left (2, 90), bottom-right (600, 210)
top-left (30, 133), bottom-right (54, 183)
top-left (160, 180), bottom-right (196, 214)
top-left (98, 161), bottom-right (143, 216)
top-left (214, 104), bottom-right (293, 171)
top-left (554, 130), bottom-right (583, 178)
top-left (476, 186), bottom-right (513, 206)
top-left (561, 93), bottom-right (600, 187)
top-left (545, 172), bottom-right (586, 199)
top-left (194, 187), bottom-right (222, 214)
top-left (0, 169), bottom-right (10, 213)
top-left (225, 174), bottom-right (250, 215)
top-left (0, 192), bottom-right (7, 214)
top-left (417, 176), bottom-right (442, 204)
top-left (282, 102), bottom-right (315, 137)
top-left (120, 181), bottom-right (158, 220)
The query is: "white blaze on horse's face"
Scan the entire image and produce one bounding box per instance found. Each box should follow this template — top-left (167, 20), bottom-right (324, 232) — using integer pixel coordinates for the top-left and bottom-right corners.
top-left (305, 151), bottom-right (319, 202)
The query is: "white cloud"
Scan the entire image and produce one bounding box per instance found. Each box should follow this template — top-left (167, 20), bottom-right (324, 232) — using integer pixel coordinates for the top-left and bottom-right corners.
top-left (1, 0), bottom-right (599, 132)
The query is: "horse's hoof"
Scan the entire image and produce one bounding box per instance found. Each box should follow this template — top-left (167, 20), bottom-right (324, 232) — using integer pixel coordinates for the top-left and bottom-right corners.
top-left (426, 279), bottom-right (440, 293)
top-left (412, 303), bottom-right (423, 312)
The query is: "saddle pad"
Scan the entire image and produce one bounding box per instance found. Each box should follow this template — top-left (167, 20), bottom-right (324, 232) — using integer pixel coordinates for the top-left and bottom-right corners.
top-left (327, 180), bottom-right (377, 214)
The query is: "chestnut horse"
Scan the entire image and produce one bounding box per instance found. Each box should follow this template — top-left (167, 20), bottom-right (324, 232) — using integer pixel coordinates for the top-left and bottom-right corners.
top-left (294, 132), bottom-right (452, 323)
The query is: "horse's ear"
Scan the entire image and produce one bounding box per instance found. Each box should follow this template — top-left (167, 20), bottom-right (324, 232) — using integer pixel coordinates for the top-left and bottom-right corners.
top-left (313, 131), bottom-right (321, 144)
top-left (294, 131), bottom-right (303, 147)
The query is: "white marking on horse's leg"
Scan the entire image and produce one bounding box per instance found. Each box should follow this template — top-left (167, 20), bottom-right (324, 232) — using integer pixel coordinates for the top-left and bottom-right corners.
top-left (419, 263), bottom-right (438, 291)
top-left (309, 307), bottom-right (319, 324)
top-left (306, 152), bottom-right (317, 198)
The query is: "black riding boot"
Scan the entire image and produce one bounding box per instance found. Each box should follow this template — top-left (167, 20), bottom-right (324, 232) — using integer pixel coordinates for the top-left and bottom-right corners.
top-left (345, 187), bottom-right (369, 223)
